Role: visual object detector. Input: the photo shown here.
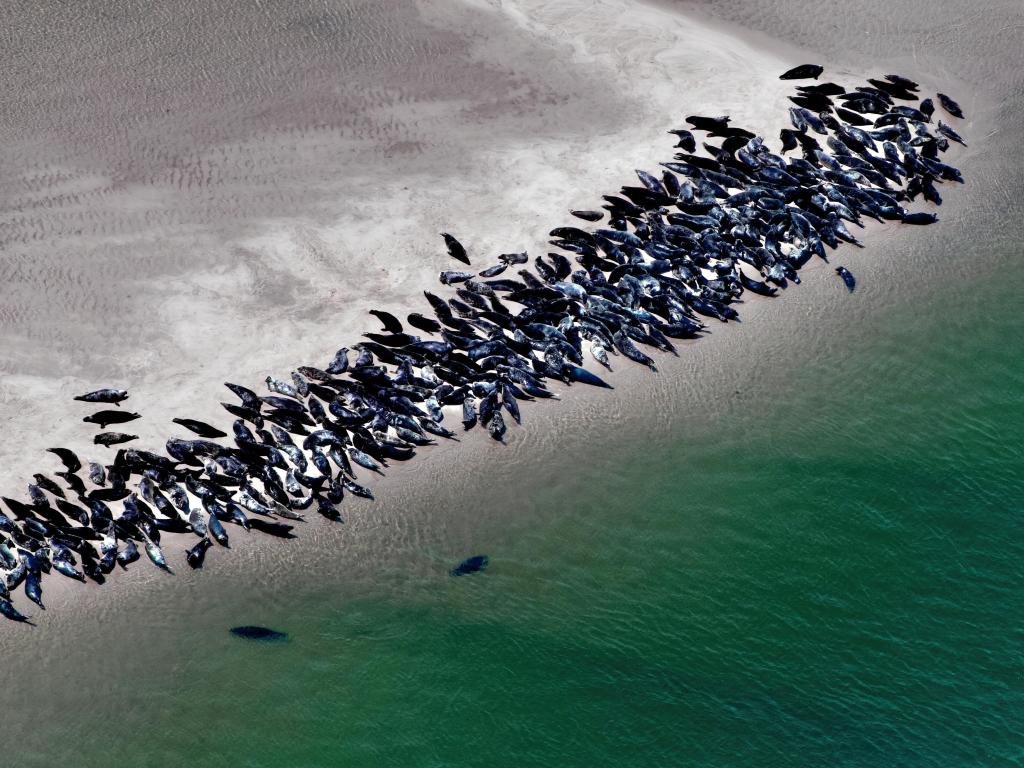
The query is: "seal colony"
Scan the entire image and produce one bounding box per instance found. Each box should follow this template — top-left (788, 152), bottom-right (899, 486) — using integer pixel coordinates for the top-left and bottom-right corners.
top-left (0, 68), bottom-right (965, 624)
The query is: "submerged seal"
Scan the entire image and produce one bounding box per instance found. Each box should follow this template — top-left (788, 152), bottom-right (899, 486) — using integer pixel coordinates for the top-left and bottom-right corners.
top-left (230, 625), bottom-right (288, 641)
top-left (450, 555), bottom-right (489, 576)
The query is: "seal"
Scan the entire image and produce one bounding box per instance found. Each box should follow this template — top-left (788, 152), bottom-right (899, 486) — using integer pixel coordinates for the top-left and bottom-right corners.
top-left (369, 309), bottom-right (403, 333)
top-left (0, 597), bottom-right (32, 624)
top-left (83, 410), bottom-right (141, 429)
top-left (230, 625), bottom-right (288, 641)
top-left (46, 447), bottom-right (81, 474)
top-left (450, 555), bottom-right (489, 576)
top-left (172, 418), bottom-right (227, 439)
top-left (836, 266), bottom-right (856, 292)
top-left (441, 232), bottom-right (470, 265)
top-left (937, 92), bottom-right (964, 118)
top-left (145, 541), bottom-right (171, 571)
top-left (94, 432), bottom-right (139, 447)
top-left (779, 64), bottom-right (824, 80)
top-left (74, 388), bottom-right (128, 406)
top-left (185, 538), bottom-right (213, 569)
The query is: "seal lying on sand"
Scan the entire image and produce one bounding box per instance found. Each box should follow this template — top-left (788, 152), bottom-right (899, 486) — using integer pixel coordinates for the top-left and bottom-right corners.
top-left (780, 64), bottom-right (824, 80)
top-left (441, 232), bottom-right (470, 265)
top-left (83, 410), bottom-right (140, 429)
top-left (94, 432), bottom-right (138, 447)
top-left (836, 267), bottom-right (856, 292)
top-left (74, 389), bottom-right (128, 406)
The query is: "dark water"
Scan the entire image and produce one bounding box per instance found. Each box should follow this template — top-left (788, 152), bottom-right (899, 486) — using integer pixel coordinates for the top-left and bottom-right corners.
top-left (2, 1), bottom-right (1023, 765)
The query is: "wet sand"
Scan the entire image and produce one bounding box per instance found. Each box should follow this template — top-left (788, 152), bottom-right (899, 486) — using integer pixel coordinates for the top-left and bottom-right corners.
top-left (0, 0), bottom-right (982, 619)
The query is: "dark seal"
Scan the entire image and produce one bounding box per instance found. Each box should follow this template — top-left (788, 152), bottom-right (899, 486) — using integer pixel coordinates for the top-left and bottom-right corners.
top-left (230, 625), bottom-right (288, 641)
top-left (450, 554), bottom-right (489, 576)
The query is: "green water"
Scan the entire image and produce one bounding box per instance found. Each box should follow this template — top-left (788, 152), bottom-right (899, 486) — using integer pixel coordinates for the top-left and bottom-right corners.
top-left (215, 275), bottom-right (1021, 767)
top-left (8, 203), bottom-right (1020, 765)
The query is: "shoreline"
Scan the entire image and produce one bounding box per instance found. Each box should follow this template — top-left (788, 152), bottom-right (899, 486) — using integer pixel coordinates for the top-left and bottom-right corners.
top-left (1, 0), bottom-right (800, 482)
top-left (0, 0), bottom-right (974, 631)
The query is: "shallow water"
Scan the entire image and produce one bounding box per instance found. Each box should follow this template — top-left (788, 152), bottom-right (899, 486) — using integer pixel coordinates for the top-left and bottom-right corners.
top-left (5, 210), bottom-right (1022, 766)
top-left (1, 0), bottom-right (1023, 765)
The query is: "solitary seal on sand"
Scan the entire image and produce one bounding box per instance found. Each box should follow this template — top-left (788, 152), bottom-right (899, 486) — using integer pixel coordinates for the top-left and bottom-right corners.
top-left (441, 232), bottom-right (470, 265)
top-left (836, 266), bottom-right (856, 292)
top-left (83, 410), bottom-right (140, 429)
top-left (779, 64), bottom-right (824, 80)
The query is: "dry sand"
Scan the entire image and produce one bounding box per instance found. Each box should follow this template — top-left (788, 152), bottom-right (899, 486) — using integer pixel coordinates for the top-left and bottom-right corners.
top-left (0, 0), bottom-right (800, 485)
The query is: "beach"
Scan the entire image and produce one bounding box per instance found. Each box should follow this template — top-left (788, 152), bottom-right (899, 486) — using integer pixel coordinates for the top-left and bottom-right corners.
top-left (0, 0), bottom-right (939, 614)
top-left (0, 0), bottom-right (800, 485)
top-left (0, 0), bottom-right (776, 606)
top-left (0, 0), bottom-right (1020, 764)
